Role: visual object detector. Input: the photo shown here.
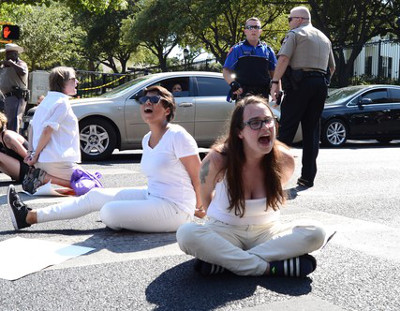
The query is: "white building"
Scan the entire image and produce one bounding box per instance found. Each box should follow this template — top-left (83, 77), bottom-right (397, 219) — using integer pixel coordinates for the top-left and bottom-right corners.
top-left (348, 36), bottom-right (400, 80)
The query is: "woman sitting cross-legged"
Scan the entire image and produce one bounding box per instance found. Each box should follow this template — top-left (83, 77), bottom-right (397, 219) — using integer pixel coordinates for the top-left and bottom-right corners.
top-left (7, 86), bottom-right (203, 231)
top-left (177, 95), bottom-right (326, 277)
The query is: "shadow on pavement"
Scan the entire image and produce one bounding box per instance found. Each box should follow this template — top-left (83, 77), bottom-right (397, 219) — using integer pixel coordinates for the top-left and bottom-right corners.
top-left (146, 259), bottom-right (312, 310)
top-left (0, 226), bottom-right (177, 255)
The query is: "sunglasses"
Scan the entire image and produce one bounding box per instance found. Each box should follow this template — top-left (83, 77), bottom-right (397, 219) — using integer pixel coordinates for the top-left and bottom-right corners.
top-left (244, 25), bottom-right (261, 30)
top-left (288, 16), bottom-right (308, 22)
top-left (243, 117), bottom-right (275, 130)
top-left (139, 95), bottom-right (161, 105)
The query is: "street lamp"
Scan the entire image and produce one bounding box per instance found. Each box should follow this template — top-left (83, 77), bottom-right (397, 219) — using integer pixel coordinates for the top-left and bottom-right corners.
top-left (183, 48), bottom-right (189, 70)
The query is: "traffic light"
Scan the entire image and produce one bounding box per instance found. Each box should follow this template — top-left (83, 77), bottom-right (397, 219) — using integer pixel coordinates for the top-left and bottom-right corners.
top-left (2, 25), bottom-right (19, 40)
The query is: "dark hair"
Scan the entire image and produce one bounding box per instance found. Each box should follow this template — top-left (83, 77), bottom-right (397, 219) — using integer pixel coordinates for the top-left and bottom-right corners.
top-left (213, 95), bottom-right (285, 217)
top-left (49, 66), bottom-right (75, 93)
top-left (143, 85), bottom-right (176, 122)
top-left (0, 112), bottom-right (7, 132)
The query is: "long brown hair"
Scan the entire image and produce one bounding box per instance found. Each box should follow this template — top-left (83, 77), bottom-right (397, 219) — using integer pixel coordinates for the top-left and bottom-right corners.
top-left (213, 96), bottom-right (286, 217)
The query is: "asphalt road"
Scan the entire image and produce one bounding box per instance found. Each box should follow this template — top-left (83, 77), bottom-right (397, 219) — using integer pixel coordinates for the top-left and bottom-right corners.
top-left (0, 141), bottom-right (399, 311)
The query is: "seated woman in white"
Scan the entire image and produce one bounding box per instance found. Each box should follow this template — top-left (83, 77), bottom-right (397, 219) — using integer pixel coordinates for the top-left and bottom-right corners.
top-left (7, 86), bottom-right (203, 232)
top-left (177, 95), bottom-right (326, 277)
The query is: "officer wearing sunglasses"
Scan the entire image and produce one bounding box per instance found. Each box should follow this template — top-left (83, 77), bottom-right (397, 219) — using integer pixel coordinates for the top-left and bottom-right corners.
top-left (223, 17), bottom-right (277, 101)
top-left (270, 6), bottom-right (336, 188)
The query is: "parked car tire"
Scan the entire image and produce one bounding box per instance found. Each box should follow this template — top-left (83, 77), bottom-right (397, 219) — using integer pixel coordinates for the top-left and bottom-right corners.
top-left (321, 118), bottom-right (348, 147)
top-left (79, 117), bottom-right (117, 161)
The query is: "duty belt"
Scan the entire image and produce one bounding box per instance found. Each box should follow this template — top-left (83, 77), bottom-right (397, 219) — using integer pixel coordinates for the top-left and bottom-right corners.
top-left (4, 92), bottom-right (15, 97)
top-left (303, 71), bottom-right (325, 77)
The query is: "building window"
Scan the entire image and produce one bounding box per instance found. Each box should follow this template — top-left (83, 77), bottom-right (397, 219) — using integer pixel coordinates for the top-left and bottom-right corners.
top-left (365, 56), bottom-right (372, 75)
top-left (382, 56), bottom-right (393, 78)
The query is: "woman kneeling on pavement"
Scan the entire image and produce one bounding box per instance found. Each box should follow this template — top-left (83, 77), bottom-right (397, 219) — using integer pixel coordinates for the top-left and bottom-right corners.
top-left (0, 112), bottom-right (75, 189)
top-left (7, 85), bottom-right (203, 231)
top-left (177, 95), bottom-right (326, 277)
top-left (23, 66), bottom-right (82, 193)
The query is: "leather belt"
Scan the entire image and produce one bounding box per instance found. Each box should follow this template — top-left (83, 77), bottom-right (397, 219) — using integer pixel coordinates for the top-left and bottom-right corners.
top-left (303, 71), bottom-right (325, 77)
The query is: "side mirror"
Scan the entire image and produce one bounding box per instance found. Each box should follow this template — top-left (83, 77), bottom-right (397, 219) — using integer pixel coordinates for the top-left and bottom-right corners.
top-left (133, 89), bottom-right (145, 100)
top-left (359, 97), bottom-right (373, 105)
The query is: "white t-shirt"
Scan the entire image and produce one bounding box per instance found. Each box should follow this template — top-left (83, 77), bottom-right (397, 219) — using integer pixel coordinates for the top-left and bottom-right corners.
top-left (207, 177), bottom-right (280, 226)
top-left (31, 91), bottom-right (81, 163)
top-left (140, 124), bottom-right (198, 215)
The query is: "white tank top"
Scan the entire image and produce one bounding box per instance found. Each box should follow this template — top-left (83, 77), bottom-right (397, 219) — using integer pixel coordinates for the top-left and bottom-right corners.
top-left (207, 177), bottom-right (280, 226)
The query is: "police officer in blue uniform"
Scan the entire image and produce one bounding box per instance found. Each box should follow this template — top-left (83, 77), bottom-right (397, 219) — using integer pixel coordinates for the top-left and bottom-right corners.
top-left (270, 6), bottom-right (336, 188)
top-left (223, 17), bottom-right (277, 100)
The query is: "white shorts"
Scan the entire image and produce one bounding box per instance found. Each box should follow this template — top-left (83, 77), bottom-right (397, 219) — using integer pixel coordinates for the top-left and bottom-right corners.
top-left (35, 161), bottom-right (80, 181)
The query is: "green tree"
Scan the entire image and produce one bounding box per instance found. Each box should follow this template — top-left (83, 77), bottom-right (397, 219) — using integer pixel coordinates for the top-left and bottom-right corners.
top-left (308, 0), bottom-right (400, 86)
top-left (75, 2), bottom-right (138, 73)
top-left (176, 0), bottom-right (288, 65)
top-left (123, 0), bottom-right (190, 72)
top-left (1, 0), bottom-right (125, 12)
top-left (2, 3), bottom-right (85, 70)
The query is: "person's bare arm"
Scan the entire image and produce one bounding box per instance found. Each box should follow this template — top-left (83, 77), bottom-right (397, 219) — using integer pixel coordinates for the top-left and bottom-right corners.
top-left (180, 154), bottom-right (204, 218)
top-left (25, 126), bottom-right (53, 166)
top-left (199, 150), bottom-right (225, 211)
top-left (277, 144), bottom-right (295, 187)
top-left (3, 131), bottom-right (28, 159)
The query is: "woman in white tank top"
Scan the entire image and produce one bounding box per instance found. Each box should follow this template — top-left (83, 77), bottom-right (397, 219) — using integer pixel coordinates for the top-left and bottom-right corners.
top-left (177, 95), bottom-right (327, 277)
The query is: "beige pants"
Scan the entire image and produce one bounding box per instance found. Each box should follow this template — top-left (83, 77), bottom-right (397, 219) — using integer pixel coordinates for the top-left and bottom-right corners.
top-left (35, 161), bottom-right (80, 181)
top-left (177, 218), bottom-right (326, 276)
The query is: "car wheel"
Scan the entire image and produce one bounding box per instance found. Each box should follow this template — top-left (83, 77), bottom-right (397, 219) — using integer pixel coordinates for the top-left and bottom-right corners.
top-left (79, 118), bottom-right (117, 161)
top-left (322, 119), bottom-right (347, 147)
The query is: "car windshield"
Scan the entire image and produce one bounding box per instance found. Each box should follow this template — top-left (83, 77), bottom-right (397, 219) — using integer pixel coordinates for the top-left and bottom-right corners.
top-left (326, 86), bottom-right (366, 104)
top-left (99, 76), bottom-right (152, 98)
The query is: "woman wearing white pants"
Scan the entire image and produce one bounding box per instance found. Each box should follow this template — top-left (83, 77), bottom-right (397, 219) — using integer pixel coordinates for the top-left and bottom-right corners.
top-left (7, 86), bottom-right (202, 232)
top-left (177, 96), bottom-right (326, 277)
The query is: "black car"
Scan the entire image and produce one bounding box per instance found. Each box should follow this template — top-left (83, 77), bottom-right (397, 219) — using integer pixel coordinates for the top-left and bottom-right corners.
top-left (321, 85), bottom-right (400, 147)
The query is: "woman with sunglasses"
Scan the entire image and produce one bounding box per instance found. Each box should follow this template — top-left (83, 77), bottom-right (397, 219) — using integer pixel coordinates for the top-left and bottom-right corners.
top-left (177, 95), bottom-right (326, 277)
top-left (7, 85), bottom-right (203, 232)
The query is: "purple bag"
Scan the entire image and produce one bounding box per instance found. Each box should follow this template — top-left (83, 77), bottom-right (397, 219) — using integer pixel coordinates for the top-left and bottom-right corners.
top-left (70, 169), bottom-right (103, 196)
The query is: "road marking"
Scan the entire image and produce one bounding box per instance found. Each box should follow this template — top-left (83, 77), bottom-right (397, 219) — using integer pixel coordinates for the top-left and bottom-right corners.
top-left (41, 207), bottom-right (400, 271)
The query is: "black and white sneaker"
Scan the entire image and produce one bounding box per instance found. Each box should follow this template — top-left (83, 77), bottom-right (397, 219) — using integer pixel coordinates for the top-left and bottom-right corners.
top-left (7, 185), bottom-right (31, 230)
top-left (269, 254), bottom-right (317, 278)
top-left (194, 259), bottom-right (226, 276)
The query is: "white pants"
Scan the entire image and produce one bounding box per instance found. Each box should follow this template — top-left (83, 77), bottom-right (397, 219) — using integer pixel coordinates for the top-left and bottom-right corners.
top-left (176, 218), bottom-right (326, 276)
top-left (36, 187), bottom-right (192, 232)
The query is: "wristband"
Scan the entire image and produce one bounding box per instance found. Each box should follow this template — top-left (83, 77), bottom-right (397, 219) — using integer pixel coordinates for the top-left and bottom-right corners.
top-left (270, 80), bottom-right (279, 84)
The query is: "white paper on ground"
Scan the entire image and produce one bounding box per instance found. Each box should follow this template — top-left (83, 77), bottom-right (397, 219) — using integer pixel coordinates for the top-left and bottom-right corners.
top-left (0, 237), bottom-right (95, 281)
top-left (23, 181), bottom-right (72, 197)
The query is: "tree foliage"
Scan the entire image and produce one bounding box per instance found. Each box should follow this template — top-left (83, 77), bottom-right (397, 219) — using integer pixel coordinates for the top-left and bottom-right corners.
top-left (1, 3), bottom-right (85, 70)
top-left (124, 0), bottom-right (187, 72)
top-left (0, 0), bottom-right (126, 12)
top-left (309, 0), bottom-right (400, 86)
top-left (75, 1), bottom-right (138, 73)
top-left (174, 0), bottom-right (288, 65)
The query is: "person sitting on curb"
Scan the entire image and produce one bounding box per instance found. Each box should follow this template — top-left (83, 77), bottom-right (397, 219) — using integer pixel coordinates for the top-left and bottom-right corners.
top-left (176, 95), bottom-right (326, 277)
top-left (6, 86), bottom-right (204, 232)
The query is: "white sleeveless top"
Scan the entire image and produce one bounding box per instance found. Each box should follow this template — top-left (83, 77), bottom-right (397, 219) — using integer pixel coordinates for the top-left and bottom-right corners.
top-left (207, 177), bottom-right (280, 226)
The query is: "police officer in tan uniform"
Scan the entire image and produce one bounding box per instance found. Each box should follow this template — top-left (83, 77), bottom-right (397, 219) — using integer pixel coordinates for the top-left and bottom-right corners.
top-left (270, 6), bottom-right (335, 188)
top-left (0, 44), bottom-right (29, 133)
